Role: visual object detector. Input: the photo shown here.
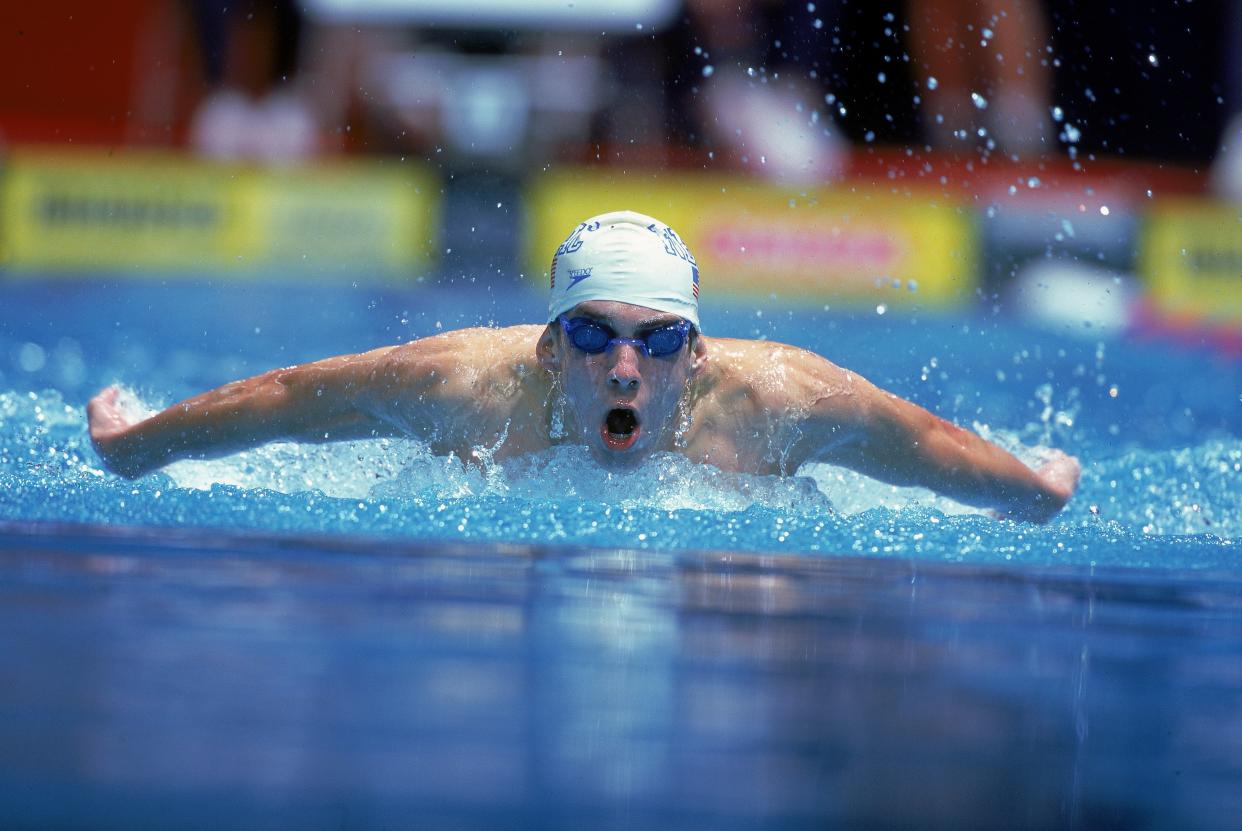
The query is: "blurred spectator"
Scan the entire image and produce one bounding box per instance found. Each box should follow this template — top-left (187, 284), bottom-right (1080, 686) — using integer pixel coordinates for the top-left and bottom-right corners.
top-left (631, 0), bottom-right (1055, 180)
top-left (1210, 1), bottom-right (1242, 201)
top-left (296, 20), bottom-right (606, 166)
top-left (906, 0), bottom-right (1053, 157)
top-left (683, 0), bottom-right (848, 183)
top-left (187, 0), bottom-right (318, 161)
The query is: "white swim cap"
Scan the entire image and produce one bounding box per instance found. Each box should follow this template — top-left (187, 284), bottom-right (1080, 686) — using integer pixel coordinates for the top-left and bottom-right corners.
top-left (548, 210), bottom-right (700, 330)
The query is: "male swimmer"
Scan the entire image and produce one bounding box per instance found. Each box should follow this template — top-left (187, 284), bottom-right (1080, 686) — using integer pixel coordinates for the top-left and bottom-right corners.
top-left (88, 210), bottom-right (1080, 523)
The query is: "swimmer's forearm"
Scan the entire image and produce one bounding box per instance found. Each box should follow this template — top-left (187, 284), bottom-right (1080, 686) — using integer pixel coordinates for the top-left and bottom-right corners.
top-left (896, 416), bottom-right (1072, 522)
top-left (816, 393), bottom-right (1074, 522)
top-left (105, 363), bottom-right (390, 476)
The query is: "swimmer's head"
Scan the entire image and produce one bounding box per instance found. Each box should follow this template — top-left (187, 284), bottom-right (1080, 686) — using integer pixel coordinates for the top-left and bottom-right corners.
top-left (548, 210), bottom-right (700, 331)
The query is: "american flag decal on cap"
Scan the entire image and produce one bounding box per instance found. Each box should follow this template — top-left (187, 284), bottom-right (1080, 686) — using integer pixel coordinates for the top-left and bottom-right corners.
top-left (692, 265), bottom-right (699, 299)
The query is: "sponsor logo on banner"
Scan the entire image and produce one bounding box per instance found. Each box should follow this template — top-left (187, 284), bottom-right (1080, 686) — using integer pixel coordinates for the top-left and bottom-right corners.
top-left (0, 149), bottom-right (438, 276)
top-left (702, 221), bottom-right (903, 281)
top-left (527, 170), bottom-right (977, 308)
top-left (1140, 200), bottom-right (1242, 324)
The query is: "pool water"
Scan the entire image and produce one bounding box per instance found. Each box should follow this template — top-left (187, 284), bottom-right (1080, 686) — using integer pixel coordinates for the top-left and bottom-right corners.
top-left (2, 280), bottom-right (1238, 567)
top-left (2, 277), bottom-right (1241, 828)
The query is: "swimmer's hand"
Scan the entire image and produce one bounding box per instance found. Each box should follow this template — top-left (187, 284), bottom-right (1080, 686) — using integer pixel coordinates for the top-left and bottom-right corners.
top-left (993, 449), bottom-right (1082, 524)
top-left (88, 386), bottom-right (148, 478)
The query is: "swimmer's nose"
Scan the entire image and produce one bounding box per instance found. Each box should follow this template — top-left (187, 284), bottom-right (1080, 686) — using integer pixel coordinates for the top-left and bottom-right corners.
top-left (607, 344), bottom-right (642, 390)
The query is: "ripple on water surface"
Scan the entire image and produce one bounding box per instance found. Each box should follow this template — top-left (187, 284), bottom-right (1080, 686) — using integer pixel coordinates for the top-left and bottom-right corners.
top-left (0, 389), bottom-right (1238, 570)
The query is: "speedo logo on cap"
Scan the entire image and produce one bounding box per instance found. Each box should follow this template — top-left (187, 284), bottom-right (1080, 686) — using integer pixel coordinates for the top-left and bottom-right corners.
top-left (550, 220), bottom-right (600, 289)
top-left (547, 210), bottom-right (702, 330)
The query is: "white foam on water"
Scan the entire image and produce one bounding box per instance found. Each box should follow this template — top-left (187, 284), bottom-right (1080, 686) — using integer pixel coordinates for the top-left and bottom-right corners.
top-left (158, 420), bottom-right (1069, 521)
top-left (10, 388), bottom-right (1236, 545)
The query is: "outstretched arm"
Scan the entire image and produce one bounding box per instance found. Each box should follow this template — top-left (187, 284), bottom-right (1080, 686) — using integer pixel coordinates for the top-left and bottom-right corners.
top-left (88, 347), bottom-right (408, 478)
top-left (793, 364), bottom-right (1080, 523)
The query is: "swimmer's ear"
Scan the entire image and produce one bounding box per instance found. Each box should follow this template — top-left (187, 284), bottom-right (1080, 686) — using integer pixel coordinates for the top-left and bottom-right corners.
top-left (537, 323), bottom-right (561, 371)
top-left (689, 333), bottom-right (708, 376)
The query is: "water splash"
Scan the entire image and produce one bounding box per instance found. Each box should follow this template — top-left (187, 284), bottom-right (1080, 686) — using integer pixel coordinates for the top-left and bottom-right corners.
top-left (2, 389), bottom-right (1238, 568)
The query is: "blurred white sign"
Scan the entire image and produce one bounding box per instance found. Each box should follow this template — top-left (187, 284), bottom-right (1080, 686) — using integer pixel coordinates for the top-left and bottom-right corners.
top-left (304, 0), bottom-right (679, 29)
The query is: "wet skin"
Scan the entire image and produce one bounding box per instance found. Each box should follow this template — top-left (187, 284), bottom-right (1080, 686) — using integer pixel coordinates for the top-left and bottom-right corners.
top-left (88, 301), bottom-right (1081, 522)
top-left (536, 301), bottom-right (707, 470)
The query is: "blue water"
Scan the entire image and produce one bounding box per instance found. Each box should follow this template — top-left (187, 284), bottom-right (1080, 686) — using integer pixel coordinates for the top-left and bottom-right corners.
top-left (2, 277), bottom-right (1242, 829)
top-left (1, 279), bottom-right (1238, 568)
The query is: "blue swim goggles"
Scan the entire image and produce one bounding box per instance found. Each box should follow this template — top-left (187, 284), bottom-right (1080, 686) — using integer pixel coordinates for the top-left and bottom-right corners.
top-left (558, 314), bottom-right (693, 357)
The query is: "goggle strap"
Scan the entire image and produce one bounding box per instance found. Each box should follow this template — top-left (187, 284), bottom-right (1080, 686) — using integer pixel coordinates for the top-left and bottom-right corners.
top-left (559, 315), bottom-right (690, 357)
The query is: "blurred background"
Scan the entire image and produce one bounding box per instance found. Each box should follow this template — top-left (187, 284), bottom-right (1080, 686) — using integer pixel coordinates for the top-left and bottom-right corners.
top-left (0, 0), bottom-right (1240, 352)
top-left (2, 8), bottom-right (1241, 829)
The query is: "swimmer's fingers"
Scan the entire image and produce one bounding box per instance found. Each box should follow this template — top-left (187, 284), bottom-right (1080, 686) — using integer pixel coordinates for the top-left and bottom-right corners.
top-left (87, 387), bottom-right (143, 477)
top-left (1037, 450), bottom-right (1082, 502)
top-left (87, 387), bottom-right (131, 440)
top-left (989, 452), bottom-right (1081, 524)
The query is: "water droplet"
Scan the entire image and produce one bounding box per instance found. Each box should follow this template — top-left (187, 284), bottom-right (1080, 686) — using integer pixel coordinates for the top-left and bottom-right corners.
top-left (1052, 105), bottom-right (1064, 122)
top-left (1147, 53), bottom-right (1159, 67)
top-left (17, 343), bottom-right (46, 372)
top-left (812, 18), bottom-right (823, 29)
top-left (746, 66), bottom-right (757, 77)
top-left (875, 304), bottom-right (887, 315)
top-left (877, 71), bottom-right (887, 83)
top-left (926, 76), bottom-right (939, 90)
top-left (702, 65), bottom-right (714, 78)
top-left (1027, 176), bottom-right (1041, 188)
top-left (971, 92), bottom-right (988, 110)
top-left (1099, 205), bottom-right (1110, 216)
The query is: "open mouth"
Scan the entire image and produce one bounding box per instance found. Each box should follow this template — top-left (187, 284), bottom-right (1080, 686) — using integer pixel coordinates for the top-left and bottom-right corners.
top-left (601, 407), bottom-right (641, 450)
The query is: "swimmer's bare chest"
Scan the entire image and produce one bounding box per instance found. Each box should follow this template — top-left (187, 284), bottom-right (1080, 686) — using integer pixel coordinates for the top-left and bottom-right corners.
top-left (678, 400), bottom-right (800, 475)
top-left (681, 433), bottom-right (785, 475)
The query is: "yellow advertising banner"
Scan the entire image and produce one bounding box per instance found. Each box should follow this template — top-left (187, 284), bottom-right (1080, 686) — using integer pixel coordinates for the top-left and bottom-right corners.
top-left (527, 169), bottom-right (978, 308)
top-left (0, 149), bottom-right (438, 275)
top-left (1140, 200), bottom-right (1242, 324)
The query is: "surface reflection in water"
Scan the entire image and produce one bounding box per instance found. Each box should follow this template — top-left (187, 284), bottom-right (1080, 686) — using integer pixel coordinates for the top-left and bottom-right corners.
top-left (1, 522), bottom-right (1240, 830)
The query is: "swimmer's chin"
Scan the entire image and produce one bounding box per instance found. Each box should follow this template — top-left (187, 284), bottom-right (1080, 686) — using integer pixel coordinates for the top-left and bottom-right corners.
top-left (587, 441), bottom-right (651, 471)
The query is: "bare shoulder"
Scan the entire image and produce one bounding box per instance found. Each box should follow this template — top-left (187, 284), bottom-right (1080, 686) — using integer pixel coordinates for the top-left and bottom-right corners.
top-left (681, 336), bottom-right (866, 472)
top-left (359, 324), bottom-right (552, 448)
top-left (388, 324), bottom-right (545, 363)
top-left (379, 325), bottom-right (545, 384)
top-left (697, 336), bottom-right (861, 411)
